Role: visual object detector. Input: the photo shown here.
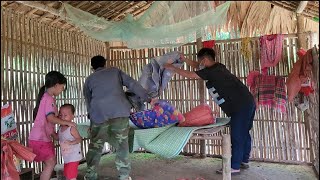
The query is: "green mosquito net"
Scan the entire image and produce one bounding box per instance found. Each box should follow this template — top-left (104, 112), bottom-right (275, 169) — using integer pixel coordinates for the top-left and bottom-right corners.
top-left (62, 1), bottom-right (231, 49)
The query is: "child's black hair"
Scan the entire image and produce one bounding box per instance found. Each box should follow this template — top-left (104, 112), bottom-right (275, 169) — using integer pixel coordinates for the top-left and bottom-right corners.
top-left (33, 71), bottom-right (67, 120)
top-left (60, 104), bottom-right (75, 114)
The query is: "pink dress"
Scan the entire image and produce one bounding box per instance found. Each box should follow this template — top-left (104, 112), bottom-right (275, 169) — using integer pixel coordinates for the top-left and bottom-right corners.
top-left (28, 92), bottom-right (57, 161)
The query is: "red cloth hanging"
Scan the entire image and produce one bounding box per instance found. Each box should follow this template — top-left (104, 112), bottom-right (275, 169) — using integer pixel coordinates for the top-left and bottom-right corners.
top-left (202, 40), bottom-right (215, 48)
top-left (300, 86), bottom-right (314, 96)
top-left (1, 139), bottom-right (36, 180)
top-left (287, 48), bottom-right (314, 101)
top-left (259, 34), bottom-right (284, 70)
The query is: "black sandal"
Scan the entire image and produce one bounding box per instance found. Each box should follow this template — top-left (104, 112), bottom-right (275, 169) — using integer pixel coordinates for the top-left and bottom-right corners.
top-left (216, 168), bottom-right (241, 175)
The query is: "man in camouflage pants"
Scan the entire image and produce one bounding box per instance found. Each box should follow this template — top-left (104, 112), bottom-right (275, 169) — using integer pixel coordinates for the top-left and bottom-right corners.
top-left (83, 55), bottom-right (153, 180)
top-left (85, 118), bottom-right (130, 180)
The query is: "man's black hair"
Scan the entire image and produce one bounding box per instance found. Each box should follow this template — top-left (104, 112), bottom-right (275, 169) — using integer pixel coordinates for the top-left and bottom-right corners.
top-left (197, 48), bottom-right (216, 61)
top-left (91, 55), bottom-right (107, 70)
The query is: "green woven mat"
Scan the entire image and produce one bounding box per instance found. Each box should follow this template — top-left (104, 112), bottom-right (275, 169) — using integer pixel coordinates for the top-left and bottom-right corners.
top-left (130, 118), bottom-right (230, 158)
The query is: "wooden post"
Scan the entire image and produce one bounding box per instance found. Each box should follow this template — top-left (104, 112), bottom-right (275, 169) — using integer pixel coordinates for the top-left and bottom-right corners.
top-left (196, 37), bottom-right (205, 103)
top-left (196, 37), bottom-right (206, 158)
top-left (222, 134), bottom-right (231, 180)
top-left (105, 42), bottom-right (110, 67)
top-left (296, 14), bottom-right (311, 50)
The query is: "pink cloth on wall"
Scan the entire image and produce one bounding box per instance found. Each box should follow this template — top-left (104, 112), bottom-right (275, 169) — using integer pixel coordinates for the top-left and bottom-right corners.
top-left (247, 71), bottom-right (260, 89)
top-left (286, 48), bottom-right (314, 102)
top-left (259, 34), bottom-right (284, 70)
top-left (250, 74), bottom-right (287, 114)
top-left (274, 77), bottom-right (287, 114)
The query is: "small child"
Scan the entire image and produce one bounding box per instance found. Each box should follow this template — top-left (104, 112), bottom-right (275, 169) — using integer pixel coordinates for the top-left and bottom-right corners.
top-left (58, 104), bottom-right (83, 180)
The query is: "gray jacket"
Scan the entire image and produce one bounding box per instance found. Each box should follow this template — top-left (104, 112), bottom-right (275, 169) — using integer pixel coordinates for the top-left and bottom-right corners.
top-left (83, 67), bottom-right (151, 124)
top-left (126, 51), bottom-right (184, 111)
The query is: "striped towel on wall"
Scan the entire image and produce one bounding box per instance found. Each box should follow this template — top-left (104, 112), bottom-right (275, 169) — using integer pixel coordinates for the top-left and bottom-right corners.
top-left (251, 74), bottom-right (287, 114)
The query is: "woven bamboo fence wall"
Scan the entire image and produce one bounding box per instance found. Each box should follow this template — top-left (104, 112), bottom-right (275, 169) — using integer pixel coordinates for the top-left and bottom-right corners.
top-left (1, 8), bottom-right (106, 173)
top-left (305, 46), bottom-right (319, 173)
top-left (110, 34), bottom-right (314, 164)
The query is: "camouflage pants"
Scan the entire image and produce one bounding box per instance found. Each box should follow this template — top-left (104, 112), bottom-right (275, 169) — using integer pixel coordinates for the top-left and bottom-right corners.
top-left (85, 117), bottom-right (131, 180)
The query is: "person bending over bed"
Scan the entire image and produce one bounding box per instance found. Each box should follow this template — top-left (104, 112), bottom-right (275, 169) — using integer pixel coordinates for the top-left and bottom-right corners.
top-left (164, 48), bottom-right (256, 175)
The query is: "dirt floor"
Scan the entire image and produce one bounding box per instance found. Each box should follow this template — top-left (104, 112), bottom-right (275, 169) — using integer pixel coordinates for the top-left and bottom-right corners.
top-left (77, 153), bottom-right (317, 180)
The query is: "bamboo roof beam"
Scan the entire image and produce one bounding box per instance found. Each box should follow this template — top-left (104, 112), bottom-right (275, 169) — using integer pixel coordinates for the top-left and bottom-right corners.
top-left (131, 1), bottom-right (153, 17)
top-left (60, 2), bottom-right (101, 29)
top-left (96, 1), bottom-right (117, 16)
top-left (50, 1), bottom-right (87, 26)
top-left (26, 8), bottom-right (38, 16)
top-left (103, 2), bottom-right (129, 19)
top-left (39, 2), bottom-right (58, 22)
top-left (296, 1), bottom-right (308, 13)
top-left (111, 1), bottom-right (144, 20)
top-left (16, 1), bottom-right (64, 18)
top-left (75, 1), bottom-right (88, 9)
top-left (110, 2), bottom-right (134, 20)
top-left (270, 1), bottom-right (296, 12)
top-left (132, 1), bottom-right (154, 16)
top-left (15, 1), bottom-right (105, 29)
top-left (84, 2), bottom-right (102, 12)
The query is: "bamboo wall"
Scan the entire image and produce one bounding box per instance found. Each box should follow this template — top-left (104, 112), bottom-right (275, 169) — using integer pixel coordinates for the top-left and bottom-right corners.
top-left (110, 34), bottom-right (314, 164)
top-left (1, 8), bottom-right (106, 173)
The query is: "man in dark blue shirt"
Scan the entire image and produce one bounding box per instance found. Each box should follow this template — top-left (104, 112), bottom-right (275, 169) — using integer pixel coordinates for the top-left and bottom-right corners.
top-left (164, 48), bottom-right (256, 175)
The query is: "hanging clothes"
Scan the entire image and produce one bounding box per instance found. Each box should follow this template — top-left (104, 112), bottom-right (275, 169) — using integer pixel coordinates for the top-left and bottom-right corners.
top-left (247, 70), bottom-right (260, 90)
top-left (252, 74), bottom-right (276, 107)
top-left (274, 76), bottom-right (287, 114)
top-left (126, 51), bottom-right (184, 111)
top-left (294, 92), bottom-right (309, 111)
top-left (259, 34), bottom-right (284, 71)
top-left (241, 37), bottom-right (252, 61)
top-left (250, 74), bottom-right (287, 114)
top-left (1, 139), bottom-right (36, 180)
top-left (203, 40), bottom-right (215, 48)
top-left (287, 48), bottom-right (315, 101)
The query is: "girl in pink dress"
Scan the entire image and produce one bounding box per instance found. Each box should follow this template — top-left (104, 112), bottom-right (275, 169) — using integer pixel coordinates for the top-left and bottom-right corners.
top-left (28, 71), bottom-right (76, 180)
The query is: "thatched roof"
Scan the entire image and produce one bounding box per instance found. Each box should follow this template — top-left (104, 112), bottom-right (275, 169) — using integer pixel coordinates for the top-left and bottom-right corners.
top-left (222, 1), bottom-right (319, 38)
top-left (1, 1), bottom-right (319, 39)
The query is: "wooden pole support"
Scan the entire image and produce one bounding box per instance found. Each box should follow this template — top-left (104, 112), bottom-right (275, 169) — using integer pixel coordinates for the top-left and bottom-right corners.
top-left (296, 1), bottom-right (308, 14)
top-left (105, 42), bottom-right (110, 66)
top-left (200, 136), bottom-right (206, 158)
top-left (196, 37), bottom-right (207, 158)
top-left (196, 37), bottom-right (205, 104)
top-left (222, 134), bottom-right (231, 180)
